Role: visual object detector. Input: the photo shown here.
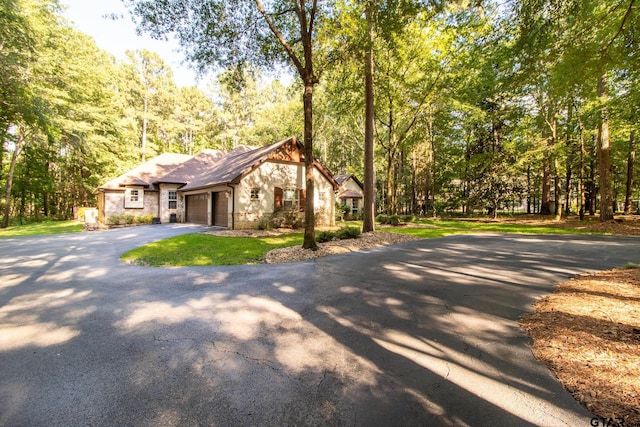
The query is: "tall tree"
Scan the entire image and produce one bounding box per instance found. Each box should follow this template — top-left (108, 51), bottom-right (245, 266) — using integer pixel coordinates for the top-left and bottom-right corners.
top-left (624, 130), bottom-right (636, 214)
top-left (174, 86), bottom-right (217, 155)
top-left (512, 0), bottom-right (639, 221)
top-left (127, 0), bottom-right (331, 250)
top-left (121, 50), bottom-right (177, 162)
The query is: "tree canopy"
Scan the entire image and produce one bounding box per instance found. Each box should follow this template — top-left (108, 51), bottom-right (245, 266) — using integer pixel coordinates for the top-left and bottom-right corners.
top-left (1, 0), bottom-right (638, 229)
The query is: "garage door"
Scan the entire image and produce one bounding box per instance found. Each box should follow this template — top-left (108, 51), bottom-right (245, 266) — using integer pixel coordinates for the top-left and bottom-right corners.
top-left (213, 192), bottom-right (228, 227)
top-left (186, 194), bottom-right (208, 224)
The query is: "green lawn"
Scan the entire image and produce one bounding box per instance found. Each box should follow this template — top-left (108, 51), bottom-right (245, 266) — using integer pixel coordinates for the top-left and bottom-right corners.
top-left (1, 217), bottom-right (603, 266)
top-left (121, 232), bottom-right (304, 266)
top-left (0, 220), bottom-right (84, 238)
top-left (339, 219), bottom-right (599, 238)
top-left (123, 219), bottom-right (605, 267)
top-left (405, 219), bottom-right (599, 235)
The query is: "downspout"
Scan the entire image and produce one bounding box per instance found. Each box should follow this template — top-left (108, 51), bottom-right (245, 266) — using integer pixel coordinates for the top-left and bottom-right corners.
top-left (227, 184), bottom-right (235, 230)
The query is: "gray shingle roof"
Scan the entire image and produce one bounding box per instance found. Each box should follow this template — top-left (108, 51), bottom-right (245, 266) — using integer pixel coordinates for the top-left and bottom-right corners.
top-left (179, 138), bottom-right (296, 191)
top-left (97, 153), bottom-right (193, 191)
top-left (97, 137), bottom-right (339, 194)
top-left (334, 174), bottom-right (364, 190)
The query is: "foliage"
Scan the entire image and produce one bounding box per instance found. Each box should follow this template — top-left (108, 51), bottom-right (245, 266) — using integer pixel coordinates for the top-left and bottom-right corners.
top-left (376, 214), bottom-right (413, 226)
top-left (316, 226), bottom-right (361, 243)
top-left (106, 213), bottom-right (154, 226)
top-left (335, 202), bottom-right (351, 221)
top-left (2, 0), bottom-right (639, 228)
top-left (269, 209), bottom-right (304, 229)
top-left (335, 226), bottom-right (361, 240)
top-left (375, 214), bottom-right (387, 224)
top-left (400, 215), bottom-right (414, 223)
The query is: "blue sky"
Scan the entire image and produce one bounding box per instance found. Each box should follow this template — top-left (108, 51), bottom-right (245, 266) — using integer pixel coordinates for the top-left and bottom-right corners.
top-left (61, 0), bottom-right (203, 88)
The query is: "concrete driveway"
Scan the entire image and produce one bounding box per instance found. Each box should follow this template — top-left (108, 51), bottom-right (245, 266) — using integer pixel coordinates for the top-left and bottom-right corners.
top-left (0, 225), bottom-right (638, 426)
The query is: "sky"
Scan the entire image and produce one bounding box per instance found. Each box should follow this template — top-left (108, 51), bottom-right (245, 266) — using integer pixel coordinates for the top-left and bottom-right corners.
top-left (60, 0), bottom-right (204, 88)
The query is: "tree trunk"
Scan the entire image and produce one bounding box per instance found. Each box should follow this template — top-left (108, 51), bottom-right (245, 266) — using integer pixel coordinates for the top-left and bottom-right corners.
top-left (597, 74), bottom-right (614, 221)
top-left (411, 150), bottom-right (417, 215)
top-left (302, 81), bottom-right (317, 250)
top-left (540, 154), bottom-right (552, 215)
top-left (2, 128), bottom-right (24, 229)
top-left (526, 166), bottom-right (532, 214)
top-left (564, 158), bottom-right (572, 215)
top-left (588, 135), bottom-right (597, 215)
top-left (430, 133), bottom-right (437, 218)
top-left (386, 150), bottom-right (394, 214)
top-left (624, 130), bottom-right (635, 214)
top-left (141, 95), bottom-right (149, 163)
top-left (554, 156), bottom-right (562, 220)
top-left (362, 5), bottom-right (376, 233)
top-left (579, 131), bottom-right (586, 220)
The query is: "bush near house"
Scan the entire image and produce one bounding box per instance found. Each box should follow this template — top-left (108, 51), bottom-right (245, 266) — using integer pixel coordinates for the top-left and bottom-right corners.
top-left (335, 202), bottom-right (351, 221)
top-left (376, 214), bottom-right (414, 226)
top-left (316, 226), bottom-right (361, 243)
top-left (269, 209), bottom-right (304, 229)
top-left (106, 214), bottom-right (154, 226)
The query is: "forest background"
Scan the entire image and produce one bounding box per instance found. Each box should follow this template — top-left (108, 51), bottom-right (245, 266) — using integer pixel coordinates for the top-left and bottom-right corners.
top-left (1, 0), bottom-right (639, 229)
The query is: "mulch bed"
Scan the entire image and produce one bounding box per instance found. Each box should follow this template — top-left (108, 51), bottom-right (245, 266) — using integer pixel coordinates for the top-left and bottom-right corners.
top-left (520, 268), bottom-right (640, 425)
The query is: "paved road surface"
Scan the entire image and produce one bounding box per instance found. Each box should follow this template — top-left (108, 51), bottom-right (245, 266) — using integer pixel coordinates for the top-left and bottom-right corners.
top-left (1, 225), bottom-right (638, 426)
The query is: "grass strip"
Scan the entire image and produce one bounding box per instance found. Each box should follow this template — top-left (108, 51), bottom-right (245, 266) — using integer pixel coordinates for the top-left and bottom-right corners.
top-left (0, 220), bottom-right (83, 238)
top-left (121, 232), bottom-right (304, 266)
top-left (410, 219), bottom-right (600, 235)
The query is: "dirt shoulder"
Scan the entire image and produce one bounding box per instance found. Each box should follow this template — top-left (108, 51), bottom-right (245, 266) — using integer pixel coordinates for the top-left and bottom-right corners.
top-left (520, 268), bottom-right (640, 425)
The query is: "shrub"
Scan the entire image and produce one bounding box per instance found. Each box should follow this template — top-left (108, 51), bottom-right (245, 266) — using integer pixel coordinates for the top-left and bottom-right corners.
top-left (335, 203), bottom-right (350, 221)
top-left (400, 214), bottom-right (414, 224)
top-left (138, 214), bottom-right (154, 224)
top-left (257, 215), bottom-right (272, 230)
top-left (335, 226), bottom-right (361, 240)
top-left (317, 227), bottom-right (360, 243)
top-left (316, 230), bottom-right (336, 243)
top-left (107, 214), bottom-right (124, 225)
top-left (376, 214), bottom-right (389, 224)
top-left (270, 208), bottom-right (304, 229)
top-left (388, 215), bottom-right (400, 226)
top-left (106, 213), bottom-right (154, 225)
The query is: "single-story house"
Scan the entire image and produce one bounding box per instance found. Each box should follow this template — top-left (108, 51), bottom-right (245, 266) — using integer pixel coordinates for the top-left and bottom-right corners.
top-left (95, 137), bottom-right (338, 229)
top-left (334, 174), bottom-right (364, 215)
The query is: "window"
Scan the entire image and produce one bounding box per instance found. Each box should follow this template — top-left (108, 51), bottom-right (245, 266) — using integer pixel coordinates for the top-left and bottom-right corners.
top-left (283, 188), bottom-right (299, 210)
top-left (250, 188), bottom-right (260, 201)
top-left (168, 191), bottom-right (177, 209)
top-left (124, 187), bottom-right (144, 208)
top-left (352, 199), bottom-right (359, 212)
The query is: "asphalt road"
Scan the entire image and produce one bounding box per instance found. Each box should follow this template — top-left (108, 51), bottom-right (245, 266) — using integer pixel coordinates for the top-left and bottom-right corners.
top-left (1, 225), bottom-right (638, 426)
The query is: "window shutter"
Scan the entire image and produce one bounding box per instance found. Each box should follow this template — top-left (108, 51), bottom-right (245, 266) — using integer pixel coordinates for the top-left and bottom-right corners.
top-left (274, 187), bottom-right (283, 211)
top-left (299, 189), bottom-right (306, 212)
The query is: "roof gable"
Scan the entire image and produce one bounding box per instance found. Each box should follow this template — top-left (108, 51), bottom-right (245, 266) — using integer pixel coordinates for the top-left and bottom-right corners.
top-left (97, 138), bottom-right (339, 194)
top-left (335, 174), bottom-right (364, 190)
top-left (179, 137), bottom-right (307, 191)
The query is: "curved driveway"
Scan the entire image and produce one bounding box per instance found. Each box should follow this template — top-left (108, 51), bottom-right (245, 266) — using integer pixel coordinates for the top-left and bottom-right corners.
top-left (1, 225), bottom-right (638, 426)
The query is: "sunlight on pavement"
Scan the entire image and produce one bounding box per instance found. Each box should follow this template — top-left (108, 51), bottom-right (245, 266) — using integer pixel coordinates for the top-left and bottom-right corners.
top-left (373, 332), bottom-right (571, 425)
top-left (0, 323), bottom-right (81, 351)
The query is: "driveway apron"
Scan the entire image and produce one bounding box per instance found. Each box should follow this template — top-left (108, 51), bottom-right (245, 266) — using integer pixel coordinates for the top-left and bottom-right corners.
top-left (0, 226), bottom-right (638, 426)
